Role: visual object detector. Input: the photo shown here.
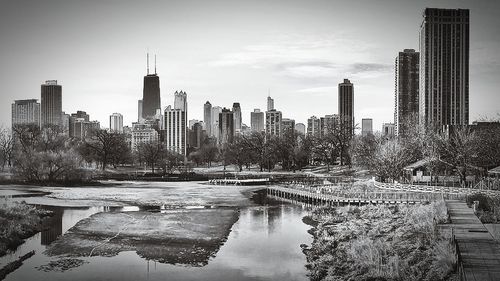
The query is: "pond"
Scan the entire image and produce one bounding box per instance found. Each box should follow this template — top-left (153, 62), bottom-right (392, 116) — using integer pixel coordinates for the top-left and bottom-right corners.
top-left (1, 183), bottom-right (313, 281)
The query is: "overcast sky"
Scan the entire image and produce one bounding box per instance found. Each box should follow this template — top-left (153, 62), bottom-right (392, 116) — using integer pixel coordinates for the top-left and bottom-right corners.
top-left (1, 0), bottom-right (499, 131)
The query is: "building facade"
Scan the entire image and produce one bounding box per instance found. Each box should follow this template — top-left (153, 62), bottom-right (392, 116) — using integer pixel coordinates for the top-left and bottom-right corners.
top-left (338, 79), bottom-right (354, 134)
top-left (41, 80), bottom-right (62, 127)
top-left (203, 101), bottom-right (212, 136)
top-left (320, 114), bottom-right (339, 136)
top-left (110, 113), bottom-right (124, 133)
top-left (420, 8), bottom-right (470, 127)
top-left (281, 118), bottom-right (295, 135)
top-left (211, 106), bottom-right (222, 139)
top-left (361, 118), bottom-right (373, 137)
top-left (395, 49), bottom-right (420, 136)
top-left (265, 109), bottom-right (282, 137)
top-left (307, 116), bottom-right (320, 136)
top-left (382, 123), bottom-right (396, 137)
top-left (164, 105), bottom-right (187, 156)
top-left (232, 102), bottom-right (242, 134)
top-left (219, 108), bottom-right (234, 146)
top-left (250, 109), bottom-right (264, 132)
top-left (267, 96), bottom-right (274, 111)
top-left (11, 99), bottom-right (40, 127)
top-left (131, 122), bottom-right (159, 150)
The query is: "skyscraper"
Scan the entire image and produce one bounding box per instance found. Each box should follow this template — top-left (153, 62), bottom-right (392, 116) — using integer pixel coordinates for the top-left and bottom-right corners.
top-left (138, 100), bottom-right (143, 122)
top-left (232, 102), bottom-right (242, 134)
top-left (320, 114), bottom-right (339, 136)
top-left (250, 109), bottom-right (264, 132)
top-left (281, 118), bottom-right (295, 134)
top-left (164, 105), bottom-right (187, 157)
top-left (219, 108), bottom-right (234, 146)
top-left (110, 113), bottom-right (124, 133)
top-left (164, 90), bottom-right (188, 157)
top-left (174, 90), bottom-right (187, 111)
top-left (395, 49), bottom-right (419, 136)
top-left (265, 109), bottom-right (282, 137)
top-left (267, 96), bottom-right (274, 111)
top-left (338, 79), bottom-right (354, 134)
top-left (307, 116), bottom-right (320, 136)
top-left (203, 101), bottom-right (212, 136)
top-left (211, 106), bottom-right (222, 139)
top-left (361, 118), bottom-right (373, 137)
top-left (11, 99), bottom-right (40, 127)
top-left (142, 54), bottom-right (161, 119)
top-left (420, 8), bottom-right (470, 127)
top-left (41, 80), bottom-right (62, 127)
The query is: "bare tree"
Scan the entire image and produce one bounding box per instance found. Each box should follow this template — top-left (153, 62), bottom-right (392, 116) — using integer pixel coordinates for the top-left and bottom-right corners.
top-left (437, 126), bottom-right (480, 186)
top-left (82, 129), bottom-right (130, 170)
top-left (0, 127), bottom-right (13, 170)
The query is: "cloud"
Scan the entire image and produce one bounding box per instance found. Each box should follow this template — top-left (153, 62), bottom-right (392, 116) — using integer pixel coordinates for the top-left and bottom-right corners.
top-left (208, 34), bottom-right (392, 80)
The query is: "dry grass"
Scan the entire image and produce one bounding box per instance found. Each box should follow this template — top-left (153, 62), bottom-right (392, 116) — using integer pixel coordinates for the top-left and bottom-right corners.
top-left (305, 201), bottom-right (457, 281)
top-left (0, 200), bottom-right (50, 256)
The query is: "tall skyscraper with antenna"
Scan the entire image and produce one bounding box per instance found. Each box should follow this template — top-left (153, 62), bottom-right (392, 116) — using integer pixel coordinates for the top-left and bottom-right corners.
top-left (142, 53), bottom-right (161, 120)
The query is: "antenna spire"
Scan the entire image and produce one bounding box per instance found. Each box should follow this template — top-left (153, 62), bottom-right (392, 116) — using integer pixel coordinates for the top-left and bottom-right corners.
top-left (268, 88), bottom-right (270, 97)
top-left (154, 54), bottom-right (157, 74)
top-left (147, 52), bottom-right (150, 75)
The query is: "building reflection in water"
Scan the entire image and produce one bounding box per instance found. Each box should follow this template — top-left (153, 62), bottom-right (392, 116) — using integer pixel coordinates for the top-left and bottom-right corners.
top-left (41, 206), bottom-right (63, 245)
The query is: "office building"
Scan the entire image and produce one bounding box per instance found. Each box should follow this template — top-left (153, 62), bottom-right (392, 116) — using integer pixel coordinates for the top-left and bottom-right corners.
top-left (281, 118), bottom-right (295, 134)
top-left (395, 49), bottom-right (419, 136)
top-left (69, 111), bottom-right (90, 137)
top-left (138, 100), bottom-right (143, 122)
top-left (219, 108), bottom-right (234, 146)
top-left (41, 80), bottom-right (62, 127)
top-left (211, 106), bottom-right (222, 139)
top-left (203, 101), bottom-right (212, 136)
top-left (338, 79), bottom-right (354, 134)
top-left (11, 99), bottom-right (40, 127)
top-left (382, 123), bottom-right (396, 137)
top-left (361, 118), bottom-right (373, 137)
top-left (110, 113), bottom-right (124, 133)
top-left (307, 116), bottom-right (320, 136)
top-left (250, 109), bottom-right (264, 132)
top-left (164, 104), bottom-right (187, 157)
top-left (142, 54), bottom-right (161, 119)
top-left (232, 102), bottom-right (242, 134)
top-left (420, 8), bottom-right (470, 127)
top-left (131, 122), bottom-right (159, 150)
top-left (265, 109), bottom-right (282, 137)
top-left (320, 114), bottom-right (339, 136)
top-left (267, 96), bottom-right (274, 111)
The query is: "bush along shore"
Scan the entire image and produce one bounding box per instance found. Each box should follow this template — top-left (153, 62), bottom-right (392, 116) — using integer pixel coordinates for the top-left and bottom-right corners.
top-left (0, 200), bottom-right (51, 256)
top-left (303, 201), bottom-right (458, 281)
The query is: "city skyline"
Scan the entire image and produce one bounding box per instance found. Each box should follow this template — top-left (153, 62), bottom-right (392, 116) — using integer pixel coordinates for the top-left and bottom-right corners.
top-left (1, 0), bottom-right (500, 131)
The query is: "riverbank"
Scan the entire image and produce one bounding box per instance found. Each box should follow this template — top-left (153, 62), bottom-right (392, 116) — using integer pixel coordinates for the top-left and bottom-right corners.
top-left (304, 202), bottom-right (457, 281)
top-left (0, 201), bottom-right (51, 256)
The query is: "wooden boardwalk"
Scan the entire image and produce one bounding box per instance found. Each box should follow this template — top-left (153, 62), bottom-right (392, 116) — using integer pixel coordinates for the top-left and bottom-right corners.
top-left (266, 185), bottom-right (446, 205)
top-left (446, 200), bottom-right (500, 281)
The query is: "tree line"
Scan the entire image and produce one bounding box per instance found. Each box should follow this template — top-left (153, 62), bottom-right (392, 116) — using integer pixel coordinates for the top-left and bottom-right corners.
top-left (351, 116), bottom-right (500, 186)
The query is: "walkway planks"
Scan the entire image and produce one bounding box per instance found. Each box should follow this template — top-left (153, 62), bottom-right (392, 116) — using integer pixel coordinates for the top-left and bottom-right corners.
top-left (446, 200), bottom-right (500, 281)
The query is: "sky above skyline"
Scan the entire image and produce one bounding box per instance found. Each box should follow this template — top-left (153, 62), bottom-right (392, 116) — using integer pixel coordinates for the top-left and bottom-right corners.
top-left (1, 0), bottom-right (499, 131)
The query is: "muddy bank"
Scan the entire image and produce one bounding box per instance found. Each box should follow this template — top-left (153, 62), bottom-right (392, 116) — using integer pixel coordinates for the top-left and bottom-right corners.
top-left (46, 209), bottom-right (239, 266)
